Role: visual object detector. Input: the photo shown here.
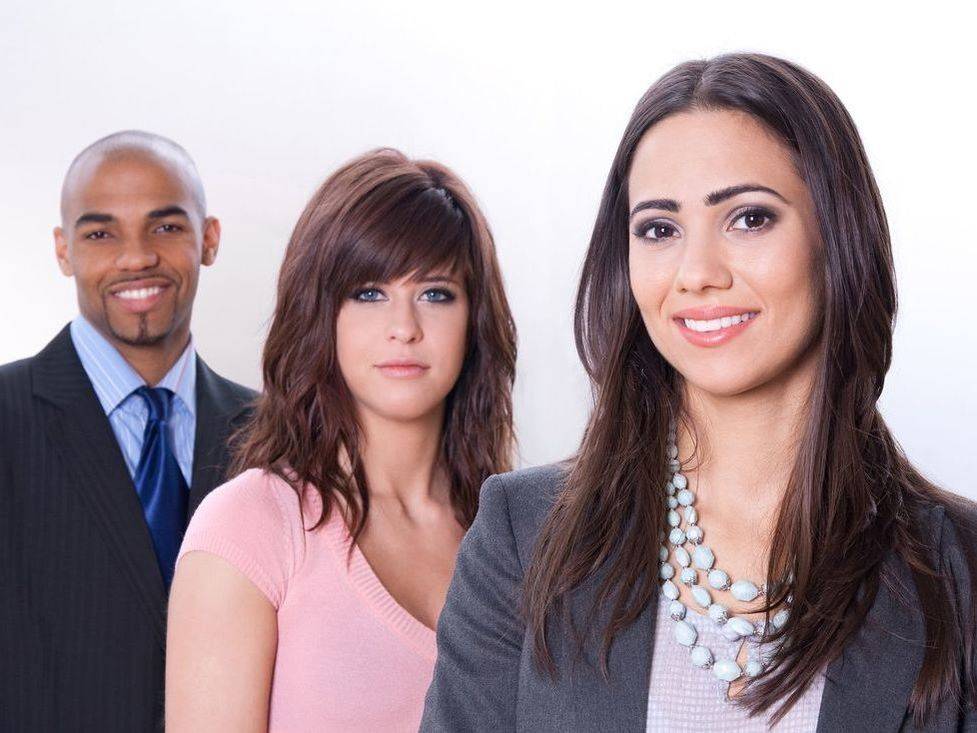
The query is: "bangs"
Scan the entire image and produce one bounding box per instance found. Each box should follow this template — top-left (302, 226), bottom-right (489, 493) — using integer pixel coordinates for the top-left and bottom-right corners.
top-left (330, 184), bottom-right (473, 297)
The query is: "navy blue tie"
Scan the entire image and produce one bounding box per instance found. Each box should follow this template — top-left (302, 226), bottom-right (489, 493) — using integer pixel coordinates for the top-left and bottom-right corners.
top-left (133, 386), bottom-right (188, 589)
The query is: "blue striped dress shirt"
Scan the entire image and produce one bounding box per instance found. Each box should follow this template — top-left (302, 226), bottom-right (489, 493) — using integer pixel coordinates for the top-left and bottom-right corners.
top-left (69, 316), bottom-right (196, 486)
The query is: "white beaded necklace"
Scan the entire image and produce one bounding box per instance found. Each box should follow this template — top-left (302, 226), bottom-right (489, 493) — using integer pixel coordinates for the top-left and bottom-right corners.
top-left (659, 428), bottom-right (789, 683)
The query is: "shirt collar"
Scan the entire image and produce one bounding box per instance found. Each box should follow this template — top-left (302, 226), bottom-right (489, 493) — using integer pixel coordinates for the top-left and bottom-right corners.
top-left (69, 315), bottom-right (197, 418)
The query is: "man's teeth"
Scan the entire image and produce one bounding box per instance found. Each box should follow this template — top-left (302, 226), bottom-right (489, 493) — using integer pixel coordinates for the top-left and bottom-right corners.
top-left (683, 312), bottom-right (758, 332)
top-left (116, 286), bottom-right (163, 300)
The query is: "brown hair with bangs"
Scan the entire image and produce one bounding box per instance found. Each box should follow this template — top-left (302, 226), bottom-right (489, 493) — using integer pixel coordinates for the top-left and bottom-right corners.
top-left (231, 147), bottom-right (517, 539)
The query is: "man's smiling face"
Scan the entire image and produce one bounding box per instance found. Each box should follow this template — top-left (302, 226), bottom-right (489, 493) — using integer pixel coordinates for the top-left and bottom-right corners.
top-left (55, 150), bottom-right (219, 350)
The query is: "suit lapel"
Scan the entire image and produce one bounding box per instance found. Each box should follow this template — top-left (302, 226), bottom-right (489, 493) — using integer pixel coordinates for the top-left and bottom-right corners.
top-left (816, 556), bottom-right (925, 732)
top-left (188, 357), bottom-right (248, 516)
top-left (31, 326), bottom-right (166, 644)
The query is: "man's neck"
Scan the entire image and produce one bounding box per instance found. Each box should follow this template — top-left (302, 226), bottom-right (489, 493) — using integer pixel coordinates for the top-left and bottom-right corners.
top-left (110, 330), bottom-right (191, 386)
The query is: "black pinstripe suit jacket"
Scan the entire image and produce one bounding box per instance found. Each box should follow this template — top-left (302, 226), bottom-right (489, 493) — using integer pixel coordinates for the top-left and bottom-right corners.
top-left (0, 325), bottom-right (255, 732)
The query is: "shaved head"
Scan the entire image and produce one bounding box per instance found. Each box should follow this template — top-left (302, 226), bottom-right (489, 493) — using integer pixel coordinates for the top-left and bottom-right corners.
top-left (60, 130), bottom-right (206, 223)
top-left (54, 130), bottom-right (220, 377)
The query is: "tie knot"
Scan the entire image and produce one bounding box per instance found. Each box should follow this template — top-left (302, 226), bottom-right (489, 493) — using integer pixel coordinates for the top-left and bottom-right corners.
top-left (135, 386), bottom-right (176, 423)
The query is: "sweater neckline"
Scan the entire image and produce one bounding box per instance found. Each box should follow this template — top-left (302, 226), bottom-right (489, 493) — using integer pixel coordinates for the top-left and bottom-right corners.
top-left (322, 512), bottom-right (438, 662)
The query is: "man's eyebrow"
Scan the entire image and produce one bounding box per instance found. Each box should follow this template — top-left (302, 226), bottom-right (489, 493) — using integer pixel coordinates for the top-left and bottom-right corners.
top-left (147, 205), bottom-right (190, 219)
top-left (705, 184), bottom-right (788, 206)
top-left (75, 212), bottom-right (114, 226)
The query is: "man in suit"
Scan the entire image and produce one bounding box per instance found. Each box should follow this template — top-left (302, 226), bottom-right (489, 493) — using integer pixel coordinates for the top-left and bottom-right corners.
top-left (0, 131), bottom-right (256, 732)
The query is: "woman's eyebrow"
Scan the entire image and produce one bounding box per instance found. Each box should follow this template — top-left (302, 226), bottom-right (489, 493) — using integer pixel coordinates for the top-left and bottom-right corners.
top-left (705, 183), bottom-right (789, 206)
top-left (629, 184), bottom-right (789, 221)
top-left (629, 199), bottom-right (679, 220)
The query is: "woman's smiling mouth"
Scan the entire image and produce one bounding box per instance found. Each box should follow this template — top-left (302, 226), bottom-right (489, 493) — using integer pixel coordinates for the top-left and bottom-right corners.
top-left (673, 306), bottom-right (760, 346)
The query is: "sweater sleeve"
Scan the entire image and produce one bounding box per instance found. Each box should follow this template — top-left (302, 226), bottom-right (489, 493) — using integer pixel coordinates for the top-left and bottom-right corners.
top-left (177, 468), bottom-right (305, 609)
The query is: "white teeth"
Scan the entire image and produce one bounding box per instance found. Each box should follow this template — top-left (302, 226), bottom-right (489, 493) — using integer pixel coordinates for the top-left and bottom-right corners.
top-left (682, 312), bottom-right (757, 332)
top-left (116, 286), bottom-right (163, 300)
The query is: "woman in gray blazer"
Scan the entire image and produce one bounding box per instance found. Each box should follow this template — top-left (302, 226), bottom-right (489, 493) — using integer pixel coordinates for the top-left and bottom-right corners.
top-left (422, 53), bottom-right (977, 732)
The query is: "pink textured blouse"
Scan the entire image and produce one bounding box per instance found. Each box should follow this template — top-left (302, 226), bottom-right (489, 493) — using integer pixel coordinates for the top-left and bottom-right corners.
top-left (177, 468), bottom-right (438, 732)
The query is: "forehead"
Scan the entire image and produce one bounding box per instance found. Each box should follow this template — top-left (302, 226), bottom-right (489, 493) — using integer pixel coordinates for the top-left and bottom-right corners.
top-left (628, 109), bottom-right (805, 203)
top-left (64, 152), bottom-right (198, 222)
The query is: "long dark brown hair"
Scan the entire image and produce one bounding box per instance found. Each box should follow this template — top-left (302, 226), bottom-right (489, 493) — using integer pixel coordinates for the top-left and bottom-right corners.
top-left (523, 53), bottom-right (977, 724)
top-left (232, 148), bottom-right (516, 538)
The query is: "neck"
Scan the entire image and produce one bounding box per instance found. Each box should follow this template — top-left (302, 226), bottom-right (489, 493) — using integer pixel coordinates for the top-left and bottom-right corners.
top-left (678, 354), bottom-right (818, 530)
top-left (113, 330), bottom-right (191, 386)
top-left (357, 405), bottom-right (447, 509)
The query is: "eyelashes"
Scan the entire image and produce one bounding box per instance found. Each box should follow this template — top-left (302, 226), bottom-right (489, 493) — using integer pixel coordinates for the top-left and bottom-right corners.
top-left (632, 206), bottom-right (779, 242)
top-left (349, 286), bottom-right (457, 303)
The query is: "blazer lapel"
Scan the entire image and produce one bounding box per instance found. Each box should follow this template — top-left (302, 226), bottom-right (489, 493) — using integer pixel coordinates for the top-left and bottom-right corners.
top-left (816, 556), bottom-right (926, 732)
top-left (187, 357), bottom-right (248, 516)
top-left (31, 326), bottom-right (166, 644)
top-left (566, 574), bottom-right (658, 731)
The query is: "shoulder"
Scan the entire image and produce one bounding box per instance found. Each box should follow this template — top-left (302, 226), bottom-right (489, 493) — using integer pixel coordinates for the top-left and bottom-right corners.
top-left (908, 491), bottom-right (977, 606)
top-left (181, 468), bottom-right (309, 607)
top-left (479, 462), bottom-right (569, 562)
top-left (190, 468), bottom-right (304, 532)
top-left (0, 357), bottom-right (36, 440)
top-left (913, 491), bottom-right (977, 555)
top-left (194, 356), bottom-right (258, 416)
top-left (0, 356), bottom-right (33, 400)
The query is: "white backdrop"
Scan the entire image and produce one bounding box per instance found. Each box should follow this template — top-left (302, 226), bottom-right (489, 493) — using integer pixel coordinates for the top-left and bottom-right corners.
top-left (2, 1), bottom-right (974, 498)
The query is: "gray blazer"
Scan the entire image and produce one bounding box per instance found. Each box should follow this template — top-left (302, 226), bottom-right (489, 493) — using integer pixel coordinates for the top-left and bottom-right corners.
top-left (421, 464), bottom-right (976, 732)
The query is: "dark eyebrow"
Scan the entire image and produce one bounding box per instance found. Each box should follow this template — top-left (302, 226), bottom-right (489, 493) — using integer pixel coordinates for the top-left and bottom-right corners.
top-left (75, 212), bottom-right (114, 226)
top-left (629, 199), bottom-right (679, 219)
top-left (705, 184), bottom-right (788, 206)
top-left (147, 205), bottom-right (190, 220)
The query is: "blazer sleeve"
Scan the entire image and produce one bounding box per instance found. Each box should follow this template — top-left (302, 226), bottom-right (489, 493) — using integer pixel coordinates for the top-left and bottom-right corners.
top-left (421, 473), bottom-right (527, 732)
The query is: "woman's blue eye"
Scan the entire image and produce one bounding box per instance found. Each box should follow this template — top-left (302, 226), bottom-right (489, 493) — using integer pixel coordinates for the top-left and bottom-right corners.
top-left (352, 288), bottom-right (385, 302)
top-left (422, 288), bottom-right (455, 303)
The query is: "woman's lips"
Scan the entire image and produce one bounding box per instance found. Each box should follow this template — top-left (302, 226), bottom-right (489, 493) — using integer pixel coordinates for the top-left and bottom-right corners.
top-left (375, 361), bottom-right (430, 378)
top-left (673, 308), bottom-right (760, 347)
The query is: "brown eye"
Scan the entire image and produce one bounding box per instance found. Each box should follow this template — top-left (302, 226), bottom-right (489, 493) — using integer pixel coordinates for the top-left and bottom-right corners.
top-left (636, 221), bottom-right (679, 241)
top-left (730, 208), bottom-right (776, 232)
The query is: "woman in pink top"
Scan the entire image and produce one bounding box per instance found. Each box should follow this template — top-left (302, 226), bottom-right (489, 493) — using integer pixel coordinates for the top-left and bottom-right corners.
top-left (165, 148), bottom-right (517, 732)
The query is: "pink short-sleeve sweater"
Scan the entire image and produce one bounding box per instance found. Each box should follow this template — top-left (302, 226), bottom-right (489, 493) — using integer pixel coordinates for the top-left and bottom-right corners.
top-left (177, 468), bottom-right (438, 732)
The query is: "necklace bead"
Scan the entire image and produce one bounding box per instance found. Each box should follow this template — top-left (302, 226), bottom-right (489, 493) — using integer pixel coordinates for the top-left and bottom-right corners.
top-left (690, 585), bottom-right (712, 608)
top-left (730, 580), bottom-right (760, 602)
top-left (712, 659), bottom-right (742, 682)
top-left (692, 545), bottom-right (714, 569)
top-left (674, 547), bottom-right (691, 567)
top-left (674, 620), bottom-right (697, 647)
top-left (707, 569), bottom-right (731, 591)
top-left (690, 645), bottom-right (714, 668)
top-left (707, 603), bottom-right (729, 625)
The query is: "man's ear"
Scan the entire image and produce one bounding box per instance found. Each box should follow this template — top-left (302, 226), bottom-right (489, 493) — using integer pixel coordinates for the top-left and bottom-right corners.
top-left (201, 217), bottom-right (220, 267)
top-left (54, 226), bottom-right (73, 276)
